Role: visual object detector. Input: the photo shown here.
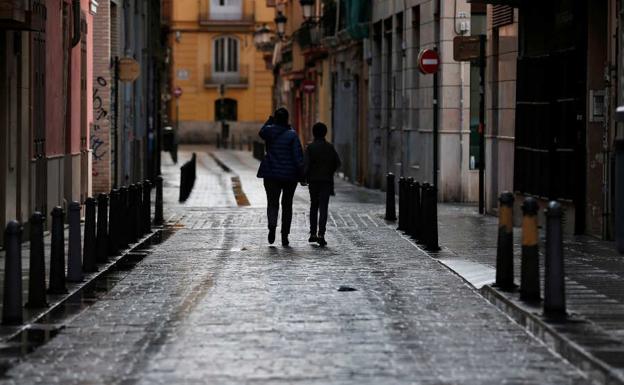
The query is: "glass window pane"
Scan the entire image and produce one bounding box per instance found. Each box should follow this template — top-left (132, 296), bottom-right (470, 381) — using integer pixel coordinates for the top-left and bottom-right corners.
top-left (215, 38), bottom-right (224, 72)
top-left (232, 39), bottom-right (238, 71)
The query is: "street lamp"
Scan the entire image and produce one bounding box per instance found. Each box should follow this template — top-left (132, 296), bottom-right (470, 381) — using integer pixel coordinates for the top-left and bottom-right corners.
top-left (253, 24), bottom-right (273, 51)
top-left (300, 0), bottom-right (315, 20)
top-left (275, 11), bottom-right (287, 38)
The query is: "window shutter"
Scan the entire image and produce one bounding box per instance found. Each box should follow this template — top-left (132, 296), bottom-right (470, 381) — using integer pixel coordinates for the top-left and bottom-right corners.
top-left (492, 5), bottom-right (513, 28)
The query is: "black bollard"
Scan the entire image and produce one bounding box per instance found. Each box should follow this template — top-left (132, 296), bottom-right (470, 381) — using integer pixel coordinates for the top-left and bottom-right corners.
top-left (403, 177), bottom-right (414, 235)
top-left (3, 221), bottom-right (23, 324)
top-left (48, 207), bottom-right (67, 294)
top-left (154, 176), bottom-right (164, 226)
top-left (67, 201), bottom-right (83, 282)
top-left (143, 180), bottom-right (152, 234)
top-left (216, 133), bottom-right (221, 149)
top-left (616, 139), bottom-right (624, 253)
top-left (179, 163), bottom-right (190, 202)
top-left (385, 173), bottom-right (397, 221)
top-left (495, 192), bottom-right (515, 290)
top-left (520, 198), bottom-right (540, 301)
top-left (83, 197), bottom-right (97, 273)
top-left (397, 177), bottom-right (406, 230)
top-left (26, 212), bottom-right (47, 308)
top-left (425, 185), bottom-right (440, 251)
top-left (108, 189), bottom-right (120, 256)
top-left (544, 201), bottom-right (566, 318)
top-left (403, 177), bottom-right (414, 234)
top-left (119, 186), bottom-right (130, 247)
top-left (96, 193), bottom-right (109, 264)
top-left (191, 153), bottom-right (197, 181)
top-left (419, 182), bottom-right (431, 246)
top-left (136, 182), bottom-right (144, 237)
top-left (411, 182), bottom-right (422, 240)
top-left (129, 184), bottom-right (139, 243)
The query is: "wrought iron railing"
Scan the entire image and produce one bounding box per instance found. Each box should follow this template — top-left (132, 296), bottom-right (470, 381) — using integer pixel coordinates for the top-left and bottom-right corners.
top-left (204, 64), bottom-right (249, 87)
top-left (198, 0), bottom-right (254, 24)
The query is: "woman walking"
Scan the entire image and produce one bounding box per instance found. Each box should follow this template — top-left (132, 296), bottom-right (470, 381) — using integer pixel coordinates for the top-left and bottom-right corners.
top-left (257, 108), bottom-right (304, 246)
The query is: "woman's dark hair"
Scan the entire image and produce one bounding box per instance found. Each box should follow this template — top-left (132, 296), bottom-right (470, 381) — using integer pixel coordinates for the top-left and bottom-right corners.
top-left (274, 108), bottom-right (289, 126)
top-left (312, 122), bottom-right (327, 138)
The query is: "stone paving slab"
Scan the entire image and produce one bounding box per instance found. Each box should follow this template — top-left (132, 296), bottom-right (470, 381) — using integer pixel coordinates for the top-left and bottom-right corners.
top-left (0, 147), bottom-right (594, 384)
top-left (432, 203), bottom-right (624, 382)
top-left (0, 220), bottom-right (590, 385)
top-left (0, 216), bottom-right (161, 342)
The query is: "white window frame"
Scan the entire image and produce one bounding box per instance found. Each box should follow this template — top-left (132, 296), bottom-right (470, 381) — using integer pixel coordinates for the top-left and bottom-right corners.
top-left (213, 36), bottom-right (240, 75)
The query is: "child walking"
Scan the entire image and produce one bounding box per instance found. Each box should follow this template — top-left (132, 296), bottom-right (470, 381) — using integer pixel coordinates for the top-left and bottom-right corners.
top-left (304, 123), bottom-right (341, 247)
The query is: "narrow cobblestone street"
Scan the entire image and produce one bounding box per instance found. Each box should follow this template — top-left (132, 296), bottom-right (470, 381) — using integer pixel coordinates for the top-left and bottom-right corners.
top-left (0, 148), bottom-right (591, 384)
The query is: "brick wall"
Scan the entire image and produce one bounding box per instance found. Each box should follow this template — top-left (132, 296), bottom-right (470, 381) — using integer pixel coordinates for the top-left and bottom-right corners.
top-left (91, 0), bottom-right (111, 193)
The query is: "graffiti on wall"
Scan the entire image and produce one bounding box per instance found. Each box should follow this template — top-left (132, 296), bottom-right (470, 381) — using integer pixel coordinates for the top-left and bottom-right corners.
top-left (91, 76), bottom-right (109, 175)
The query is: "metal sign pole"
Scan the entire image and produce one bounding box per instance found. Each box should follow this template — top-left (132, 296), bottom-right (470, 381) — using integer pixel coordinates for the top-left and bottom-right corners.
top-left (479, 35), bottom-right (486, 214)
top-left (433, 70), bottom-right (439, 190)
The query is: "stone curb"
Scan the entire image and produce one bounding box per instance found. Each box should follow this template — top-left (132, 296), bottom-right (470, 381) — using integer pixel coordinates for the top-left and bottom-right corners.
top-left (0, 228), bottom-right (163, 344)
top-left (478, 285), bottom-right (624, 385)
top-left (397, 225), bottom-right (624, 385)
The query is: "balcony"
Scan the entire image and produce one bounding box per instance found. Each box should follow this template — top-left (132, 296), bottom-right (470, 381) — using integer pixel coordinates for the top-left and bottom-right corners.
top-left (0, 0), bottom-right (45, 31)
top-left (0, 0), bottom-right (26, 25)
top-left (161, 0), bottom-right (173, 26)
top-left (199, 0), bottom-right (254, 31)
top-left (296, 22), bottom-right (322, 49)
top-left (204, 64), bottom-right (249, 88)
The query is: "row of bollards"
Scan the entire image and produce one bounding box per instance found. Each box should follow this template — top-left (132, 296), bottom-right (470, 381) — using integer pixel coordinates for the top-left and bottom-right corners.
top-left (386, 173), bottom-right (440, 251)
top-left (216, 134), bottom-right (253, 151)
top-left (494, 192), bottom-right (566, 318)
top-left (1, 177), bottom-right (166, 325)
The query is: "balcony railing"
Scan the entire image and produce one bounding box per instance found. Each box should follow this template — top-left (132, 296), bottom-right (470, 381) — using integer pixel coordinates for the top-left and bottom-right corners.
top-left (199, 0), bottom-right (254, 25)
top-left (204, 64), bottom-right (249, 88)
top-left (296, 22), bottom-right (322, 49)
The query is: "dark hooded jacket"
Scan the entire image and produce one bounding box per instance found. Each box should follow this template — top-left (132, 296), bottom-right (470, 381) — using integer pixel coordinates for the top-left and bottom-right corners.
top-left (257, 123), bottom-right (304, 181)
top-left (304, 138), bottom-right (341, 182)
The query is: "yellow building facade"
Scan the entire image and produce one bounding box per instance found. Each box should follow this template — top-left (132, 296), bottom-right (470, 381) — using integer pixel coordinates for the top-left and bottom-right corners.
top-left (168, 0), bottom-right (275, 143)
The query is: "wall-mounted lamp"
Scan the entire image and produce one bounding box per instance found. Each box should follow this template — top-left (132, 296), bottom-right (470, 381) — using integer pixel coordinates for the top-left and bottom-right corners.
top-left (275, 11), bottom-right (287, 38)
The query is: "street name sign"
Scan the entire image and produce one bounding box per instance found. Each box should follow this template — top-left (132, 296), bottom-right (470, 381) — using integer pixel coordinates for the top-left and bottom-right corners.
top-left (453, 35), bottom-right (483, 62)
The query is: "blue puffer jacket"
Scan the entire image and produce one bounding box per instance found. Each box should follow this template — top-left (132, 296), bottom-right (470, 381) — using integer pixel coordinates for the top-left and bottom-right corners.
top-left (257, 123), bottom-right (304, 181)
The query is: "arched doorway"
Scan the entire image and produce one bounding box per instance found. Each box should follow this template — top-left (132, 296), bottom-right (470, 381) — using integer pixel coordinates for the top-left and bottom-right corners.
top-left (215, 98), bottom-right (237, 121)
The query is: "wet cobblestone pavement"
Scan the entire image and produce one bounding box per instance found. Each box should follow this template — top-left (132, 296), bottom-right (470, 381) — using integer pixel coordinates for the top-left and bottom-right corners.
top-left (0, 148), bottom-right (591, 384)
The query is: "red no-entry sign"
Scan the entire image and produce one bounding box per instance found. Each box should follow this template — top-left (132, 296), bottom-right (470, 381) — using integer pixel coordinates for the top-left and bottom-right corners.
top-left (173, 86), bottom-right (183, 98)
top-left (418, 49), bottom-right (440, 74)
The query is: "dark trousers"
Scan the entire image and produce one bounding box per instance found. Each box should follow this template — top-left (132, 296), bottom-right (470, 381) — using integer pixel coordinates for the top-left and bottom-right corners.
top-left (309, 181), bottom-right (332, 236)
top-left (264, 179), bottom-right (298, 234)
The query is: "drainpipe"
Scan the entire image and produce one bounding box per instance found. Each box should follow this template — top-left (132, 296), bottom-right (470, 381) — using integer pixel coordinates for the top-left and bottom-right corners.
top-left (72, 0), bottom-right (81, 47)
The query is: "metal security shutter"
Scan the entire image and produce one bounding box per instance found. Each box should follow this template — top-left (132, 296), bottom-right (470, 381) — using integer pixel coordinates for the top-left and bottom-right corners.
top-left (491, 5), bottom-right (513, 28)
top-left (32, 0), bottom-right (47, 214)
top-left (513, 0), bottom-right (586, 228)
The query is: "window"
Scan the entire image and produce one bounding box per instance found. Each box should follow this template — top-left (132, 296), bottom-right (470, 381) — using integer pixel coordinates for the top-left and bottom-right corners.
top-left (210, 0), bottom-right (242, 20)
top-left (213, 36), bottom-right (239, 73)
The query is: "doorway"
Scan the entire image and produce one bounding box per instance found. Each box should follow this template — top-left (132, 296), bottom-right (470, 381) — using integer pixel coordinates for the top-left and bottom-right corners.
top-left (513, 0), bottom-right (587, 233)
